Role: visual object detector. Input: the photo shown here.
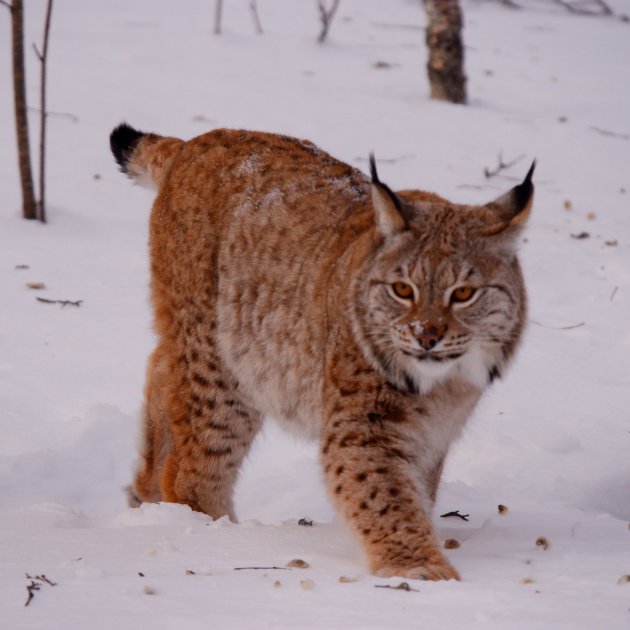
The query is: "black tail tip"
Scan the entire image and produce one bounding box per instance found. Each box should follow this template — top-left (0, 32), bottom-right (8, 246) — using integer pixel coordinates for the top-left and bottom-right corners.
top-left (110, 123), bottom-right (145, 173)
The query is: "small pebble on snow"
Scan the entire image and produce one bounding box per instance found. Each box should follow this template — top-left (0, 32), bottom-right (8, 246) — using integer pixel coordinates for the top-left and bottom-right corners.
top-left (339, 575), bottom-right (359, 583)
top-left (617, 574), bottom-right (630, 585)
top-left (498, 504), bottom-right (508, 514)
top-left (536, 537), bottom-right (550, 551)
top-left (287, 558), bottom-right (310, 569)
top-left (444, 538), bottom-right (460, 549)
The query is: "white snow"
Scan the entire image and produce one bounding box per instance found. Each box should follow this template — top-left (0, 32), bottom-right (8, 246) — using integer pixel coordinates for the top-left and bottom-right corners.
top-left (1, 1), bottom-right (629, 628)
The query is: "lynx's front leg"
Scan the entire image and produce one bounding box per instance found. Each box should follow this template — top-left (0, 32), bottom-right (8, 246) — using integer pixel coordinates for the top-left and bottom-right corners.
top-left (321, 397), bottom-right (459, 581)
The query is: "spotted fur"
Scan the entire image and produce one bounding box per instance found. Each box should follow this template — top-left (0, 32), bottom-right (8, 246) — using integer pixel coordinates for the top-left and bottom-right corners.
top-left (111, 125), bottom-right (533, 580)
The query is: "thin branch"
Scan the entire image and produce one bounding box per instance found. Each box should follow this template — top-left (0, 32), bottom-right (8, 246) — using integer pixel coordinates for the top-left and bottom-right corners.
top-left (28, 107), bottom-right (78, 122)
top-left (0, 0), bottom-right (13, 10)
top-left (36, 0), bottom-right (53, 223)
top-left (610, 286), bottom-right (618, 302)
top-left (440, 510), bottom-right (470, 521)
top-left (554, 0), bottom-right (612, 15)
top-left (589, 126), bottom-right (629, 140)
top-left (317, 0), bottom-right (341, 43)
top-left (530, 319), bottom-right (585, 330)
top-left (375, 582), bottom-right (419, 592)
top-left (484, 152), bottom-right (525, 178)
top-left (249, 0), bottom-right (263, 34)
top-left (25, 580), bottom-right (40, 606)
top-left (26, 573), bottom-right (57, 586)
top-left (31, 42), bottom-right (43, 61)
top-left (233, 566), bottom-right (290, 571)
top-left (36, 297), bottom-right (83, 307)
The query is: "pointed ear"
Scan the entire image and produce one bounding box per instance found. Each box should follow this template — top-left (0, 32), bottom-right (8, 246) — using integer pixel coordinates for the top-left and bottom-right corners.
top-left (480, 160), bottom-right (535, 237)
top-left (370, 153), bottom-right (406, 236)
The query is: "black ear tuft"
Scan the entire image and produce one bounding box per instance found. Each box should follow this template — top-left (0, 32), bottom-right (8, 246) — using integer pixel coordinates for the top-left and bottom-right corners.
top-left (513, 159), bottom-right (536, 211)
top-left (369, 152), bottom-right (379, 184)
top-left (368, 153), bottom-right (402, 212)
top-left (110, 123), bottom-right (146, 173)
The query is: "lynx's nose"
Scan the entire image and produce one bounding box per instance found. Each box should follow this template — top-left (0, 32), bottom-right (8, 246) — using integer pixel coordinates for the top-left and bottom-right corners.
top-left (416, 321), bottom-right (447, 351)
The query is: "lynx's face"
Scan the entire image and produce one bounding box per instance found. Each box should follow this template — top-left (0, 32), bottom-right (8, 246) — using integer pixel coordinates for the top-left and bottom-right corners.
top-left (352, 159), bottom-right (533, 394)
top-left (356, 221), bottom-right (526, 393)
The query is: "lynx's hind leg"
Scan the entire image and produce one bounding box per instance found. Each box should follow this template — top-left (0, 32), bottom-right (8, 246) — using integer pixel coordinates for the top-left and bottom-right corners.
top-left (131, 345), bottom-right (172, 506)
top-left (157, 340), bottom-right (264, 522)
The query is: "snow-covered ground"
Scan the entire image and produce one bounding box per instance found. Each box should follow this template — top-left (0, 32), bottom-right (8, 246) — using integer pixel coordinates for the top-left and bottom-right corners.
top-left (1, 1), bottom-right (629, 628)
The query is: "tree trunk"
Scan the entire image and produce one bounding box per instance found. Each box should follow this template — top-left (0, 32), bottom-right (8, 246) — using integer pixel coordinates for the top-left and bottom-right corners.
top-left (10, 0), bottom-right (38, 219)
top-left (423, 0), bottom-right (467, 105)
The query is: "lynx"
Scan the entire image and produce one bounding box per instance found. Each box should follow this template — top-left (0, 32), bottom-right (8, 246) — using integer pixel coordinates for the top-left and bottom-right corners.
top-left (110, 124), bottom-right (533, 580)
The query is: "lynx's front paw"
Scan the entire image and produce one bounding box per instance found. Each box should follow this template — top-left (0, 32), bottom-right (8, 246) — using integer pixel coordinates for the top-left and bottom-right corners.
top-left (372, 550), bottom-right (460, 581)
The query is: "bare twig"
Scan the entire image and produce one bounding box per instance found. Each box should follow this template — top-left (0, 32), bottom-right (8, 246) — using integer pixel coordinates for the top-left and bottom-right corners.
top-left (213, 0), bottom-right (223, 35)
top-left (484, 152), bottom-right (525, 178)
top-left (233, 566), bottom-right (290, 571)
top-left (28, 107), bottom-right (78, 122)
top-left (24, 574), bottom-right (57, 606)
top-left (36, 297), bottom-right (83, 307)
top-left (610, 286), bottom-right (618, 302)
top-left (26, 573), bottom-right (57, 586)
top-left (35, 0), bottom-right (53, 223)
top-left (0, 0), bottom-right (12, 10)
top-left (589, 126), bottom-right (629, 140)
top-left (317, 0), bottom-right (341, 43)
top-left (249, 0), bottom-right (263, 34)
top-left (440, 510), bottom-right (470, 521)
top-left (25, 580), bottom-right (40, 607)
top-left (530, 320), bottom-right (585, 330)
top-left (554, 0), bottom-right (612, 16)
top-left (375, 581), bottom-right (419, 592)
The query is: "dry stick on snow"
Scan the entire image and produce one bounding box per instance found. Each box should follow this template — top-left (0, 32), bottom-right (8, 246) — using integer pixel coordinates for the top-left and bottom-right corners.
top-left (3, 0), bottom-right (38, 220)
top-left (589, 126), bottom-right (630, 140)
top-left (24, 573), bottom-right (57, 607)
top-left (213, 0), bottom-right (223, 35)
top-left (249, 0), bottom-right (263, 34)
top-left (32, 0), bottom-right (53, 223)
top-left (554, 0), bottom-right (612, 16)
top-left (233, 566), bottom-right (291, 571)
top-left (440, 510), bottom-right (470, 521)
top-left (24, 580), bottom-right (40, 607)
top-left (609, 286), bottom-right (618, 302)
top-left (375, 582), bottom-right (419, 592)
top-left (317, 0), bottom-right (341, 43)
top-left (26, 573), bottom-right (57, 586)
top-left (36, 297), bottom-right (83, 307)
top-left (531, 319), bottom-right (585, 330)
top-left (484, 152), bottom-right (525, 178)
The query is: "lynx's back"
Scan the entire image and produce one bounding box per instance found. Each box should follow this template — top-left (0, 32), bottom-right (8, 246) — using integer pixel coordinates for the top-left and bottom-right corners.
top-left (111, 124), bottom-right (533, 581)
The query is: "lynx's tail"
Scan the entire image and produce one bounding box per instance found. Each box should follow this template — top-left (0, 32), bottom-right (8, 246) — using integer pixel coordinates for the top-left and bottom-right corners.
top-left (110, 123), bottom-right (183, 191)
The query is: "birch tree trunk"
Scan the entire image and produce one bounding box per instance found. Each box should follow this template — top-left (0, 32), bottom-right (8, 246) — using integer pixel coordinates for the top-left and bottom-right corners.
top-left (9, 0), bottom-right (38, 219)
top-left (423, 0), bottom-right (467, 104)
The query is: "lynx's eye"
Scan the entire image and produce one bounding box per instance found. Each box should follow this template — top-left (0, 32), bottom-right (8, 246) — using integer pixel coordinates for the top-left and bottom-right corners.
top-left (391, 281), bottom-right (414, 300)
top-left (451, 286), bottom-right (477, 303)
